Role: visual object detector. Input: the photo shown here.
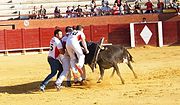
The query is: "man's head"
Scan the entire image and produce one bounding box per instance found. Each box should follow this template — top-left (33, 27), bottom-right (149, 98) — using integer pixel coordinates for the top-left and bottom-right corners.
top-left (76, 25), bottom-right (84, 31)
top-left (65, 26), bottom-right (73, 33)
top-left (54, 29), bottom-right (63, 39)
top-left (142, 17), bottom-right (147, 22)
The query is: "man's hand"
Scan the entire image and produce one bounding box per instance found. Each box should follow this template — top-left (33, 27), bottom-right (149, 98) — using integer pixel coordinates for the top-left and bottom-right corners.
top-left (85, 49), bottom-right (89, 54)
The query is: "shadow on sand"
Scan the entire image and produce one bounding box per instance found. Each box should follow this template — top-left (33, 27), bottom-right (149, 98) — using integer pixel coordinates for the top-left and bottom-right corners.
top-left (0, 81), bottom-right (49, 94)
top-left (0, 81), bottom-right (87, 94)
top-left (0, 81), bottom-right (74, 94)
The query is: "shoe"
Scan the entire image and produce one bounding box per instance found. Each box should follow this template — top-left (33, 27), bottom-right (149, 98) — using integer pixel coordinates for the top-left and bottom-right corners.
top-left (74, 80), bottom-right (81, 85)
top-left (54, 83), bottom-right (64, 91)
top-left (66, 81), bottom-right (71, 87)
top-left (40, 85), bottom-right (45, 92)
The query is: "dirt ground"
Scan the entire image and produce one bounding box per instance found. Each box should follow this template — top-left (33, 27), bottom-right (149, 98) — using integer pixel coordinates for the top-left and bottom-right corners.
top-left (0, 46), bottom-right (180, 105)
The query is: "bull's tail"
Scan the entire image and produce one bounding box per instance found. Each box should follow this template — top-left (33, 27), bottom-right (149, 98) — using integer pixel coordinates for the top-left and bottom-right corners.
top-left (127, 50), bottom-right (134, 63)
top-left (124, 49), bottom-right (137, 79)
top-left (123, 48), bottom-right (134, 63)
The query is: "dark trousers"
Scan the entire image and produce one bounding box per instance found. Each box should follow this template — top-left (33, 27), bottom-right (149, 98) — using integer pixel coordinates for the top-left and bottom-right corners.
top-left (41, 57), bottom-right (63, 87)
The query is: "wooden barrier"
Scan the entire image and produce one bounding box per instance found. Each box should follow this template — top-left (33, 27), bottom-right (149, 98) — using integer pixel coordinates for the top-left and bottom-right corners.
top-left (0, 13), bottom-right (178, 30)
top-left (0, 47), bottom-right (50, 56)
top-left (0, 30), bottom-right (5, 50)
top-left (178, 21), bottom-right (180, 42)
top-left (0, 21), bottom-right (179, 55)
top-left (163, 21), bottom-right (178, 45)
top-left (130, 21), bottom-right (163, 47)
top-left (108, 24), bottom-right (130, 46)
top-left (91, 25), bottom-right (109, 43)
top-left (0, 24), bottom-right (15, 29)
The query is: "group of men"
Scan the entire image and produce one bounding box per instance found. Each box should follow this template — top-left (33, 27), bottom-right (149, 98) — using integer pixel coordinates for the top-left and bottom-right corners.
top-left (40, 25), bottom-right (89, 92)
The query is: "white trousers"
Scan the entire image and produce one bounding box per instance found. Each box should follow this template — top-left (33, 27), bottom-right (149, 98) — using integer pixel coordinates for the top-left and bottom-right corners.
top-left (68, 65), bottom-right (86, 82)
top-left (66, 39), bottom-right (85, 74)
top-left (55, 55), bottom-right (70, 86)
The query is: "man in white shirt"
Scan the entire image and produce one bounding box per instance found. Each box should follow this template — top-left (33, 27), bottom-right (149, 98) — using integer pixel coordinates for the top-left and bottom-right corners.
top-left (55, 26), bottom-right (73, 89)
top-left (66, 25), bottom-right (89, 83)
top-left (40, 29), bottom-right (64, 92)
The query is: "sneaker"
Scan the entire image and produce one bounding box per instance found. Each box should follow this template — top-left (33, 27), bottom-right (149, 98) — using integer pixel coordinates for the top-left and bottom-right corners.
top-left (74, 80), bottom-right (81, 85)
top-left (54, 83), bottom-right (64, 91)
top-left (40, 85), bottom-right (45, 92)
top-left (66, 81), bottom-right (72, 87)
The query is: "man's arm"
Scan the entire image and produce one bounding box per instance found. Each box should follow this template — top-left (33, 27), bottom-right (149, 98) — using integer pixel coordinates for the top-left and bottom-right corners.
top-left (58, 48), bottom-right (65, 55)
top-left (81, 38), bottom-right (89, 54)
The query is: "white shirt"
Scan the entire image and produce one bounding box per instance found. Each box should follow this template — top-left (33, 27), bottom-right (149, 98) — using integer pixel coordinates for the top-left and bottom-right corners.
top-left (67, 30), bottom-right (85, 42)
top-left (61, 35), bottom-right (68, 48)
top-left (61, 34), bottom-right (70, 57)
top-left (48, 37), bottom-right (63, 59)
top-left (61, 32), bottom-right (72, 44)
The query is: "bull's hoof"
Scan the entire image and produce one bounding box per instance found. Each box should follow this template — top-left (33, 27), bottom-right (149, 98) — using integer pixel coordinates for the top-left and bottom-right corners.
top-left (121, 80), bottom-right (125, 84)
top-left (120, 79), bottom-right (125, 84)
top-left (135, 76), bottom-right (138, 79)
top-left (134, 75), bottom-right (138, 79)
top-left (97, 79), bottom-right (102, 83)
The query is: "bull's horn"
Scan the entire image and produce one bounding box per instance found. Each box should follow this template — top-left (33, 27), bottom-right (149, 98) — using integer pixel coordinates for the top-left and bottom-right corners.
top-left (102, 43), bottom-right (112, 46)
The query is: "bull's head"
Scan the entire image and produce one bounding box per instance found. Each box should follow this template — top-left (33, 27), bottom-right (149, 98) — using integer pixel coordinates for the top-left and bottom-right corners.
top-left (89, 37), bottom-right (104, 72)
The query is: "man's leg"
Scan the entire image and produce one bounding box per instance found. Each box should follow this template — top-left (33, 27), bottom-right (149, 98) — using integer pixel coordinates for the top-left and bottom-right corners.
top-left (55, 57), bottom-right (71, 87)
top-left (66, 70), bottom-right (72, 87)
top-left (81, 65), bottom-right (86, 80)
top-left (40, 57), bottom-right (60, 91)
top-left (66, 44), bottom-right (80, 81)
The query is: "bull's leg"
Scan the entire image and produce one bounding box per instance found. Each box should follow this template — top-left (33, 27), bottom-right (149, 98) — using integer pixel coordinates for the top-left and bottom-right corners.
top-left (110, 69), bottom-right (115, 78)
top-left (126, 61), bottom-right (137, 79)
top-left (114, 64), bottom-right (125, 84)
top-left (97, 67), bottom-right (104, 83)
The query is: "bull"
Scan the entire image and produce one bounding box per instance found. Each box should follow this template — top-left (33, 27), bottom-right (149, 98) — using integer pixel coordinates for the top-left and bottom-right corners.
top-left (84, 39), bottom-right (137, 84)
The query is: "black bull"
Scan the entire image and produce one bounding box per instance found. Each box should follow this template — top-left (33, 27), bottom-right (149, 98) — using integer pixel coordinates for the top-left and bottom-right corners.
top-left (84, 41), bottom-right (137, 84)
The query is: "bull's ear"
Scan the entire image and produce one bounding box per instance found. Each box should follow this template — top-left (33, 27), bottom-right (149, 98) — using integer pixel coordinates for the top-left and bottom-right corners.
top-left (98, 45), bottom-right (107, 51)
top-left (103, 46), bottom-right (108, 50)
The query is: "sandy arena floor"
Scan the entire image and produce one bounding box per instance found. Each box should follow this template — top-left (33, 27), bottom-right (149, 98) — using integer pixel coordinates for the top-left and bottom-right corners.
top-left (0, 46), bottom-right (180, 105)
